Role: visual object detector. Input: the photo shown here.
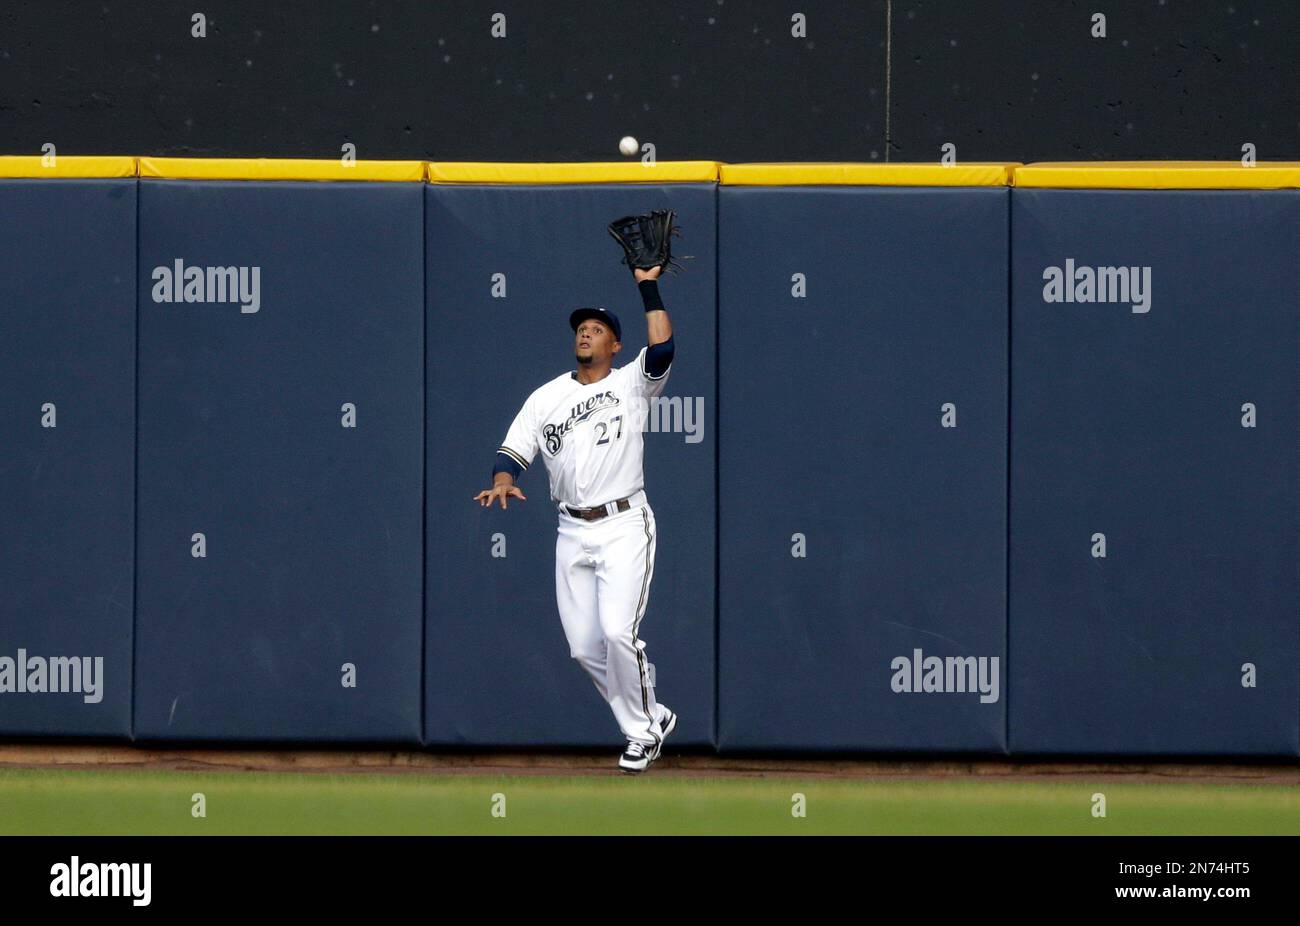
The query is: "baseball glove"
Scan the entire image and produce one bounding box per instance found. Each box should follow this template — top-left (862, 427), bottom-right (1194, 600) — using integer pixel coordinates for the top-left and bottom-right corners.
top-left (607, 209), bottom-right (689, 275)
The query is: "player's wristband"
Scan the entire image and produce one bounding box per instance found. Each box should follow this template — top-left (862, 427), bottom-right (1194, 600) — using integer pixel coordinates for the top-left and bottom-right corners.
top-left (638, 279), bottom-right (665, 313)
top-left (493, 452), bottom-right (523, 480)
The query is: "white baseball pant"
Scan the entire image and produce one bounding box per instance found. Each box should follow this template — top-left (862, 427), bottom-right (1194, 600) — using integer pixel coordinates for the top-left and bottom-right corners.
top-left (554, 489), bottom-right (667, 749)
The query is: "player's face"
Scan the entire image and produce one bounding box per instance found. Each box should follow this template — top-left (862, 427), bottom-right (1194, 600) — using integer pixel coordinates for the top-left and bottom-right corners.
top-left (575, 321), bottom-right (620, 365)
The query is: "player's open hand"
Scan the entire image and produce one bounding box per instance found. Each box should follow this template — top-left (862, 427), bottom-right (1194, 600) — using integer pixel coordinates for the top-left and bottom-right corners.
top-left (474, 484), bottom-right (527, 509)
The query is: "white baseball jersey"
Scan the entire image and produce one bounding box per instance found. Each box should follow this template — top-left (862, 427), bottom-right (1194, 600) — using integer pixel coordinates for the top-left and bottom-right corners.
top-left (497, 346), bottom-right (671, 509)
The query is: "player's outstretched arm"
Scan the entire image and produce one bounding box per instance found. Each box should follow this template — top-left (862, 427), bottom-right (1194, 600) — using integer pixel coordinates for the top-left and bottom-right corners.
top-left (473, 473), bottom-right (527, 509)
top-left (478, 398), bottom-right (535, 509)
top-left (634, 266), bottom-right (672, 347)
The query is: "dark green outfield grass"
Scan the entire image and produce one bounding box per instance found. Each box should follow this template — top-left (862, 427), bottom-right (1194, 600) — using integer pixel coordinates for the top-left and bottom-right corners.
top-left (2, 767), bottom-right (1299, 835)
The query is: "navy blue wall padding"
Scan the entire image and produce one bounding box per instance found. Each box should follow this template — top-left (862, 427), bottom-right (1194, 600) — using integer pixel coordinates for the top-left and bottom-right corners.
top-left (0, 180), bottom-right (136, 737)
top-left (1009, 189), bottom-right (1300, 756)
top-left (134, 181), bottom-right (424, 743)
top-left (718, 186), bottom-right (1009, 753)
top-left (424, 184), bottom-right (716, 747)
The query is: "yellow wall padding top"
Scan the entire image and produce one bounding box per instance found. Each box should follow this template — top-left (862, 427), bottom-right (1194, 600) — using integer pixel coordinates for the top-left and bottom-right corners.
top-left (1013, 161), bottom-right (1300, 189)
top-left (0, 156), bottom-right (137, 178)
top-left (138, 158), bottom-right (425, 181)
top-left (720, 163), bottom-right (1017, 186)
top-left (427, 161), bottom-right (721, 183)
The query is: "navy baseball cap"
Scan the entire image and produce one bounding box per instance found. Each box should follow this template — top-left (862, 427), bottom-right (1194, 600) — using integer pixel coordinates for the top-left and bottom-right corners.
top-left (569, 307), bottom-right (622, 342)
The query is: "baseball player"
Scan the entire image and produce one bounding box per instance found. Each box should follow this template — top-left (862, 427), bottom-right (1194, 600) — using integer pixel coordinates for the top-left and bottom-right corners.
top-left (473, 260), bottom-right (677, 774)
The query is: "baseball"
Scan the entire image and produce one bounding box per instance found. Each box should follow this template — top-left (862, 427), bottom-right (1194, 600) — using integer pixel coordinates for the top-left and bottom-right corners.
top-left (618, 135), bottom-right (639, 157)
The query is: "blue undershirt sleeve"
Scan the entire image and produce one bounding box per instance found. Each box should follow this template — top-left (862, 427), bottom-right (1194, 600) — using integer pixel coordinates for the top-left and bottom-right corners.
top-left (644, 334), bottom-right (675, 379)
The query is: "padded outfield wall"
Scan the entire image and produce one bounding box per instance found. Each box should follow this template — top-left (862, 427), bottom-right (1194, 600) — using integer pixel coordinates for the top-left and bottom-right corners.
top-left (0, 158), bottom-right (137, 737)
top-left (421, 161), bottom-right (718, 748)
top-left (0, 157), bottom-right (1295, 756)
top-left (1007, 163), bottom-right (1300, 756)
top-left (131, 159), bottom-right (426, 743)
top-left (717, 163), bottom-right (1012, 754)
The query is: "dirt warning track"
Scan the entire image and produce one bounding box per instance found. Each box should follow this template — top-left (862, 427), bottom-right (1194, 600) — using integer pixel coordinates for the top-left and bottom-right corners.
top-left (1, 744), bottom-right (1299, 785)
